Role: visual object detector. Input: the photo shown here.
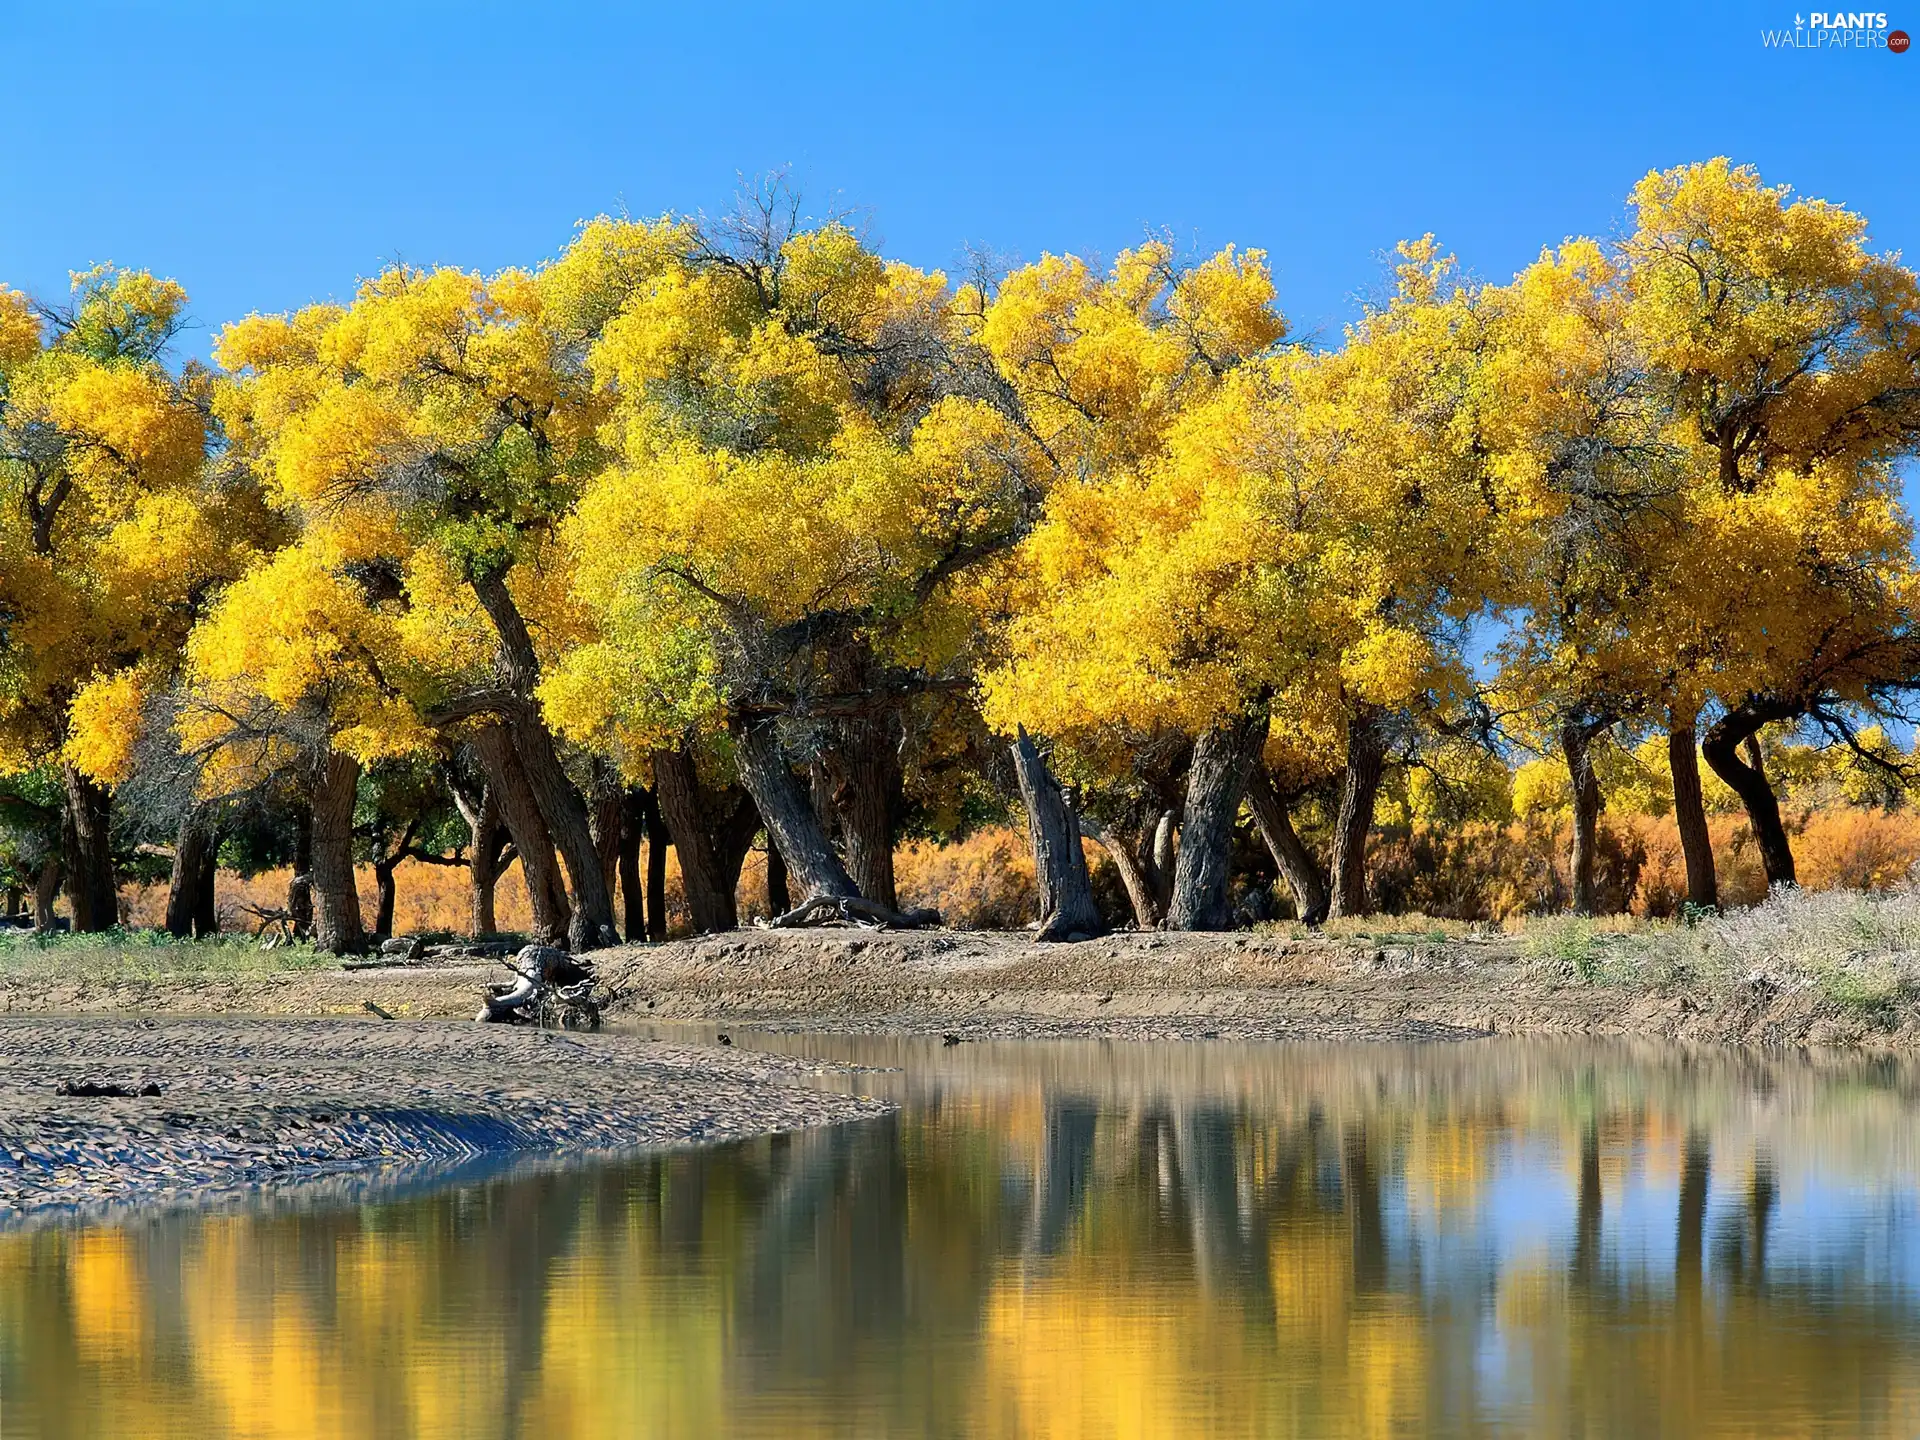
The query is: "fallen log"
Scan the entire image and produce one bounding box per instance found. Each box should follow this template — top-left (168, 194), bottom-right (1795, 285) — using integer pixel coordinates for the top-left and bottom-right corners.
top-left (764, 894), bottom-right (941, 930)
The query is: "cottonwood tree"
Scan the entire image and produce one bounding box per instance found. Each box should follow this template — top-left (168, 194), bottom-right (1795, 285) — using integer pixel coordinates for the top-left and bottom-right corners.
top-left (1622, 160), bottom-right (1920, 889)
top-left (545, 187), bottom-right (1039, 920)
top-left (0, 267), bottom-right (272, 930)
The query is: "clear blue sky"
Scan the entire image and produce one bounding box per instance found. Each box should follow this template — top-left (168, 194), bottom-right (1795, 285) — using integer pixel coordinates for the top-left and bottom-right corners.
top-left (3, 0), bottom-right (1915, 355)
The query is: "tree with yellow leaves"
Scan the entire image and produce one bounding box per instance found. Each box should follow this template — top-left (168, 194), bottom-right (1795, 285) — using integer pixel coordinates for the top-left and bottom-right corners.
top-left (547, 182), bottom-right (1042, 921)
top-left (0, 266), bottom-right (269, 931)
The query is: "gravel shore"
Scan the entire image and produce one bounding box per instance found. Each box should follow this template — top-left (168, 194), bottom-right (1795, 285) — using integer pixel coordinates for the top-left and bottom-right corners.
top-left (0, 1017), bottom-right (886, 1223)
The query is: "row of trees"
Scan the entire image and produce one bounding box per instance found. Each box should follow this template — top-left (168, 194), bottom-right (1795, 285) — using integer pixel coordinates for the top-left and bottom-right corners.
top-left (4, 159), bottom-right (1920, 950)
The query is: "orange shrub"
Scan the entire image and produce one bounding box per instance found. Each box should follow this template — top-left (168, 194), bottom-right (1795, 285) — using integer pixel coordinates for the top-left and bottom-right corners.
top-left (896, 826), bottom-right (1038, 929)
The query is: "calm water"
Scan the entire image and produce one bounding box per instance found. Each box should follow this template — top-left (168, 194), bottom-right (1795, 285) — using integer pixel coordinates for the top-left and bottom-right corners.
top-left (5, 1034), bottom-right (1920, 1437)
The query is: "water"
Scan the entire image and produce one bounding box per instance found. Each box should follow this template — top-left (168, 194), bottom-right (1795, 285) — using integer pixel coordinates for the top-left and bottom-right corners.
top-left (4, 1033), bottom-right (1920, 1437)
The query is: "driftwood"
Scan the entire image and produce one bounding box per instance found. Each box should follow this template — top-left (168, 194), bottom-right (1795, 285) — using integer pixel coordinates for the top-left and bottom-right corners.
top-left (763, 894), bottom-right (940, 931)
top-left (478, 944), bottom-right (602, 1028)
top-left (238, 903), bottom-right (297, 943)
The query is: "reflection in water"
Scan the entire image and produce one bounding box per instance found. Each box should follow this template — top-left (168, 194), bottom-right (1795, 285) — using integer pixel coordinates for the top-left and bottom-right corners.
top-left (5, 1037), bottom-right (1920, 1436)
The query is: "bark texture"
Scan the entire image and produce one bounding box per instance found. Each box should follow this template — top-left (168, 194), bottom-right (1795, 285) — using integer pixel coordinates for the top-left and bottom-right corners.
top-left (450, 771), bottom-right (511, 938)
top-left (1668, 722), bottom-right (1719, 912)
top-left (310, 751), bottom-right (367, 955)
top-left (472, 723), bottom-right (570, 945)
top-left (1563, 721), bottom-right (1603, 915)
top-left (1167, 710), bottom-right (1269, 931)
top-left (1085, 810), bottom-right (1175, 930)
top-left (60, 764), bottom-right (116, 933)
top-left (1328, 706), bottom-right (1388, 919)
top-left (32, 859), bottom-right (61, 932)
top-left (821, 711), bottom-right (903, 911)
top-left (1244, 765), bottom-right (1329, 924)
top-left (1011, 727), bottom-right (1104, 941)
top-left (652, 744), bottom-right (762, 932)
top-left (1703, 700), bottom-right (1798, 888)
top-left (164, 809), bottom-right (220, 939)
top-left (470, 567), bottom-right (619, 950)
top-left (732, 719), bottom-right (860, 902)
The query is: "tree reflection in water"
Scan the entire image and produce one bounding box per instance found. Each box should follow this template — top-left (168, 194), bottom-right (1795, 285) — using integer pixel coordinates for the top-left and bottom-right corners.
top-left (4, 1036), bottom-right (1920, 1437)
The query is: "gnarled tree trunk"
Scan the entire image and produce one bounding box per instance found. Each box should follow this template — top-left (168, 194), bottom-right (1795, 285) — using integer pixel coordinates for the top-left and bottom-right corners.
top-left (32, 858), bottom-right (61, 932)
top-left (1084, 809), bottom-right (1175, 930)
top-left (472, 723), bottom-right (570, 945)
top-left (1703, 700), bottom-right (1797, 888)
top-left (589, 760), bottom-right (623, 913)
top-left (470, 567), bottom-right (619, 950)
top-left (1328, 706), bottom-right (1388, 919)
top-left (1168, 710), bottom-right (1269, 931)
top-left (450, 771), bottom-right (510, 938)
top-left (731, 718), bottom-right (860, 902)
top-left (652, 744), bottom-right (762, 932)
top-left (822, 712), bottom-right (902, 911)
top-left (310, 750), bottom-right (367, 955)
top-left (165, 808), bottom-right (220, 938)
top-left (60, 764), bottom-right (116, 933)
top-left (1011, 727), bottom-right (1103, 942)
top-left (1244, 764), bottom-right (1329, 924)
top-left (1668, 720), bottom-right (1718, 913)
top-left (1562, 721), bottom-right (1603, 916)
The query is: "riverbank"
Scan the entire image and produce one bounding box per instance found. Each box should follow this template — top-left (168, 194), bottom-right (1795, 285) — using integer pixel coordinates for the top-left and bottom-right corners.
top-left (7, 891), bottom-right (1920, 1051)
top-left (0, 1018), bottom-right (885, 1222)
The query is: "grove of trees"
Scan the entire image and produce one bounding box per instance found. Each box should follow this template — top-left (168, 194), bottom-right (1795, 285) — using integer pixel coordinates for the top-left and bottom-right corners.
top-left (4, 159), bottom-right (1920, 951)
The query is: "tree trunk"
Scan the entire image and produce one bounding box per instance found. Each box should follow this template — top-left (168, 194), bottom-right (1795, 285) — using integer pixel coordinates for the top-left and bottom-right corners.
top-left (1244, 764), bottom-right (1329, 924)
top-left (766, 843), bottom-right (791, 917)
top-left (589, 760), bottom-right (623, 911)
top-left (1328, 706), bottom-right (1388, 919)
top-left (32, 858), bottom-right (61, 932)
top-left (1703, 700), bottom-right (1798, 888)
top-left (310, 750), bottom-right (367, 955)
top-left (731, 718), bottom-right (860, 902)
top-left (618, 789), bottom-right (647, 942)
top-left (372, 858), bottom-right (399, 941)
top-left (1168, 710), bottom-right (1269, 931)
top-left (822, 713), bottom-right (902, 911)
top-left (466, 788), bottom-right (507, 938)
top-left (1668, 721), bottom-right (1718, 913)
top-left (165, 808), bottom-right (220, 938)
top-left (1085, 811), bottom-right (1173, 930)
top-left (644, 793), bottom-right (669, 941)
top-left (1011, 727), bottom-right (1104, 941)
top-left (470, 567), bottom-right (619, 950)
top-left (472, 723), bottom-right (570, 945)
top-left (653, 745), bottom-right (742, 932)
top-left (60, 763), bottom-right (116, 932)
top-left (287, 803), bottom-right (313, 938)
top-left (1563, 721), bottom-right (1603, 916)
top-left (2, 887), bottom-right (19, 920)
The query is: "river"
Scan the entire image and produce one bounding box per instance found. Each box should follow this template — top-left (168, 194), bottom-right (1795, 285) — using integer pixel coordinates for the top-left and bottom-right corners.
top-left (3, 1032), bottom-right (1918, 1436)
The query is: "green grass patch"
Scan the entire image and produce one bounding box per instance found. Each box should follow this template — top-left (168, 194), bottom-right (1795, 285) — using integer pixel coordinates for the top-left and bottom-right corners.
top-left (0, 927), bottom-right (333, 982)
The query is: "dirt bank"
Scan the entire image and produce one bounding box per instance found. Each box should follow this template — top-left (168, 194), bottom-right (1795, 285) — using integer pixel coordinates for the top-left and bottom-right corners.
top-left (0, 1018), bottom-right (884, 1222)
top-left (3, 927), bottom-right (1910, 1052)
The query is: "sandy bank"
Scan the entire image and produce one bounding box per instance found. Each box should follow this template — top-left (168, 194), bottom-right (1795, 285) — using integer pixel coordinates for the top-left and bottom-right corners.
top-left (0, 1018), bottom-right (884, 1222)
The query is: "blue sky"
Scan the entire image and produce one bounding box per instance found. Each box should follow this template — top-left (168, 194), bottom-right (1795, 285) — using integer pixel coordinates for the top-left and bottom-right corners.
top-left (3, 0), bottom-right (1915, 351)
